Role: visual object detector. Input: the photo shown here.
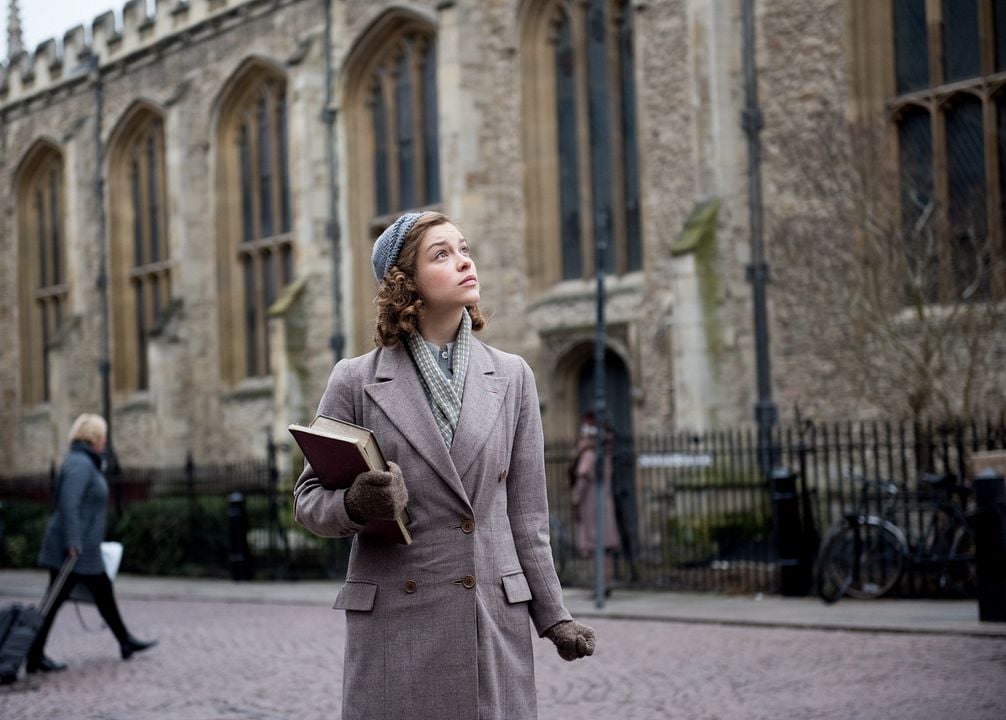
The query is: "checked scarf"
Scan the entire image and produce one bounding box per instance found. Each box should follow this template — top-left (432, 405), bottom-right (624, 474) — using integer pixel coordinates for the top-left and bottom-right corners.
top-left (405, 309), bottom-right (472, 448)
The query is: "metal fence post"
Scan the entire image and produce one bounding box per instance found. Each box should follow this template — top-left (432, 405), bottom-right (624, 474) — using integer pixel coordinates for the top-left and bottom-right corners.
top-left (266, 433), bottom-right (278, 578)
top-left (186, 452), bottom-right (196, 563)
top-left (0, 500), bottom-right (7, 565)
top-left (265, 429), bottom-right (291, 579)
top-left (796, 423), bottom-right (820, 570)
top-left (771, 467), bottom-right (811, 596)
top-left (973, 469), bottom-right (1006, 622)
top-left (227, 491), bottom-right (254, 581)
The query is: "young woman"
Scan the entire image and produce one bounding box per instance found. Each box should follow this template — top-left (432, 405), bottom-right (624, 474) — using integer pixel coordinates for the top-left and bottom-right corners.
top-left (32, 413), bottom-right (157, 673)
top-left (294, 211), bottom-right (594, 719)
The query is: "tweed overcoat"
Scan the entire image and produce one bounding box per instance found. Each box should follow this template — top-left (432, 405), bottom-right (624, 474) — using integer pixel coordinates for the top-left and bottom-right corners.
top-left (38, 442), bottom-right (109, 575)
top-left (293, 338), bottom-right (572, 720)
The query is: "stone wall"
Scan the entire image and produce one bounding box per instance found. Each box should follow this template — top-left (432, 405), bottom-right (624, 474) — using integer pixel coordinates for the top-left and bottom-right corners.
top-left (2, 0), bottom-right (999, 475)
top-left (0, 0), bottom-right (328, 470)
top-left (756, 0), bottom-right (1006, 423)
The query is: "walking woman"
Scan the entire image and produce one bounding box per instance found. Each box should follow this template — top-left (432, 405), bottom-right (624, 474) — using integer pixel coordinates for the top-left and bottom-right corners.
top-left (30, 413), bottom-right (157, 673)
top-left (294, 211), bottom-right (595, 719)
top-left (570, 415), bottom-right (620, 595)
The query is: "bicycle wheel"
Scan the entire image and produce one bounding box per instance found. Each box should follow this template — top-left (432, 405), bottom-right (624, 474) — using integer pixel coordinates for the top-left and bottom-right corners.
top-left (941, 524), bottom-right (977, 597)
top-left (816, 518), bottom-right (906, 602)
top-left (816, 526), bottom-right (854, 603)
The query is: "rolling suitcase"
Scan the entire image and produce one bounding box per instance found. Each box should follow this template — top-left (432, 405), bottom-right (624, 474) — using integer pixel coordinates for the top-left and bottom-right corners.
top-left (0, 555), bottom-right (77, 683)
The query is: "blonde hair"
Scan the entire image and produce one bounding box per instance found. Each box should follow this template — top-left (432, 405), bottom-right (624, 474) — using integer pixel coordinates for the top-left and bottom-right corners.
top-left (68, 413), bottom-right (107, 447)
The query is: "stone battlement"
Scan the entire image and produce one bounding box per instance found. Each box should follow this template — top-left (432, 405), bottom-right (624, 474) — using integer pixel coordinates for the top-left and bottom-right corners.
top-left (0, 0), bottom-right (257, 107)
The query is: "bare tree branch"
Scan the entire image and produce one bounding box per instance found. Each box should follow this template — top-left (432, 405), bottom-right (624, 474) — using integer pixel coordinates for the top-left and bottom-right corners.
top-left (769, 111), bottom-right (1004, 423)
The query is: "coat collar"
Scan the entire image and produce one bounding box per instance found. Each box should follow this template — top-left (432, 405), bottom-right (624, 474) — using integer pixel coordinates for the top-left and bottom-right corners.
top-left (364, 339), bottom-right (509, 506)
top-left (70, 440), bottom-right (103, 470)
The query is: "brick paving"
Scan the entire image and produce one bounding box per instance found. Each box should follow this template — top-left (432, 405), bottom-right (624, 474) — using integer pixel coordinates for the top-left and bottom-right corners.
top-left (1, 593), bottom-right (1004, 720)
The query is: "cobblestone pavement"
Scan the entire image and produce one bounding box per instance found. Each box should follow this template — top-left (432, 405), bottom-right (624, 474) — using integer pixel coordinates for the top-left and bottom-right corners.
top-left (1, 594), bottom-right (1004, 720)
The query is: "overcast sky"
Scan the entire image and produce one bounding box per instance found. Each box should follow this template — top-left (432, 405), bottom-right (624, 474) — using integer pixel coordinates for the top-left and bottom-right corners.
top-left (5, 1), bottom-right (142, 59)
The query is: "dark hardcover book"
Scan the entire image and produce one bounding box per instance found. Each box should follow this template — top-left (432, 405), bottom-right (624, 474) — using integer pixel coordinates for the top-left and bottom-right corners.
top-left (289, 415), bottom-right (412, 545)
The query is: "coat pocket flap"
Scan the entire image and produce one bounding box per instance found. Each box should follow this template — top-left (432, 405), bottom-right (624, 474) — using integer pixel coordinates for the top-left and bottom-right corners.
top-left (501, 571), bottom-right (532, 604)
top-left (333, 581), bottom-right (378, 611)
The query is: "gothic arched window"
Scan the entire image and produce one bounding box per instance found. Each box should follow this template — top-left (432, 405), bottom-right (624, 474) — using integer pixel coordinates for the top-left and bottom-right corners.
top-left (345, 12), bottom-right (441, 349)
top-left (521, 0), bottom-right (642, 288)
top-left (16, 143), bottom-right (66, 406)
top-left (108, 105), bottom-right (171, 392)
top-left (216, 63), bottom-right (294, 381)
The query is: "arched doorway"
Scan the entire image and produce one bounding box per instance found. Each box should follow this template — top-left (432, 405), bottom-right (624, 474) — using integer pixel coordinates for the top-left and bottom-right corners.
top-left (576, 349), bottom-right (632, 435)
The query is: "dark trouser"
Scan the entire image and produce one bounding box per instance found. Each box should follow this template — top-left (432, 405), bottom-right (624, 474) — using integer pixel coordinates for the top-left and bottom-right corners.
top-left (28, 569), bottom-right (130, 662)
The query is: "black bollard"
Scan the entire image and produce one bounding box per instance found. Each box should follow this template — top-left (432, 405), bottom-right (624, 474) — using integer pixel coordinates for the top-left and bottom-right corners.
top-left (973, 470), bottom-right (1006, 623)
top-left (227, 491), bottom-right (254, 581)
top-left (771, 467), bottom-right (812, 596)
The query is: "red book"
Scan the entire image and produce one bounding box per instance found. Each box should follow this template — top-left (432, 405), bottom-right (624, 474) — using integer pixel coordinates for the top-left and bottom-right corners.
top-left (289, 415), bottom-right (412, 545)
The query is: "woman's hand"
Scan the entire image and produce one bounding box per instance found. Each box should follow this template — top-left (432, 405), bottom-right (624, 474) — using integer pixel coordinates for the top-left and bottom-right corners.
top-left (67, 546), bottom-right (81, 559)
top-left (544, 619), bottom-right (596, 661)
top-left (344, 462), bottom-right (409, 523)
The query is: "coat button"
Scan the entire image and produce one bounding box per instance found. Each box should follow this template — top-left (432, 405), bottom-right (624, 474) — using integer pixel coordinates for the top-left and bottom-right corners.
top-left (404, 580), bottom-right (418, 593)
top-left (461, 519), bottom-right (475, 534)
top-left (499, 470), bottom-right (508, 483)
top-left (462, 574), bottom-right (476, 589)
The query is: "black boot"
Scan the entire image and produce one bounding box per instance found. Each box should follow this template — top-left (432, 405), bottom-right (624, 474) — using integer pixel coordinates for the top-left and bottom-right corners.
top-left (120, 635), bottom-right (158, 660)
top-left (26, 655), bottom-right (68, 674)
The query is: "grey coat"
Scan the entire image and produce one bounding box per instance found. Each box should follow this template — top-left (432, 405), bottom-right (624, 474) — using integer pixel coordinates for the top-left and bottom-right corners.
top-left (294, 339), bottom-right (571, 720)
top-left (38, 441), bottom-right (109, 575)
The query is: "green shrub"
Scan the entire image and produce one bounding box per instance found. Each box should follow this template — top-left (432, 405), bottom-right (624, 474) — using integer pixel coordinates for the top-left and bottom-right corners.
top-left (2, 487), bottom-right (334, 579)
top-left (709, 511), bottom-right (771, 555)
top-left (0, 501), bottom-right (49, 568)
top-left (663, 516), bottom-right (714, 564)
top-left (663, 510), bottom-right (770, 565)
top-left (113, 495), bottom-right (232, 576)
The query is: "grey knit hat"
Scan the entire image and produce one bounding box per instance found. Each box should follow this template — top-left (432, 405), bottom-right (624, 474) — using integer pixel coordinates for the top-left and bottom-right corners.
top-left (372, 211), bottom-right (425, 281)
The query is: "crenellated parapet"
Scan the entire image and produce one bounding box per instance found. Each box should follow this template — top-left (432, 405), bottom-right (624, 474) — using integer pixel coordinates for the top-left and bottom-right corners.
top-left (0, 0), bottom-right (259, 107)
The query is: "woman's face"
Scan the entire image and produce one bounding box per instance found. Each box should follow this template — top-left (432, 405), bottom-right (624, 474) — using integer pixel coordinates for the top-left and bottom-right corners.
top-left (414, 222), bottom-right (480, 315)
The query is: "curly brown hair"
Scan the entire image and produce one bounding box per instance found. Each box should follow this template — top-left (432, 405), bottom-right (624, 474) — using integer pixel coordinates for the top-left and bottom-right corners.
top-left (374, 212), bottom-right (486, 347)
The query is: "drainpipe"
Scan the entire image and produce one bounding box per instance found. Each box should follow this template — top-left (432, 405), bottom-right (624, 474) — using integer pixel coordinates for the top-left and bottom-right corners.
top-left (323, 0), bottom-right (345, 363)
top-left (740, 0), bottom-right (777, 474)
top-left (91, 52), bottom-right (121, 494)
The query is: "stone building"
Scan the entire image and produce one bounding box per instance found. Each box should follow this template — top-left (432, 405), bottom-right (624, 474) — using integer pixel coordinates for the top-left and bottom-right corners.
top-left (1, 0), bottom-right (1003, 474)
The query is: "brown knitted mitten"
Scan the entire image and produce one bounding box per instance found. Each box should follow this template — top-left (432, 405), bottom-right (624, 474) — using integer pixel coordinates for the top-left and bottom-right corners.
top-left (544, 620), bottom-right (596, 661)
top-left (344, 461), bottom-right (408, 523)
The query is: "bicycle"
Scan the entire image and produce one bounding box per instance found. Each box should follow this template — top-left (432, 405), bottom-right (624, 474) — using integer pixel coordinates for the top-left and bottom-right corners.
top-left (815, 472), bottom-right (975, 603)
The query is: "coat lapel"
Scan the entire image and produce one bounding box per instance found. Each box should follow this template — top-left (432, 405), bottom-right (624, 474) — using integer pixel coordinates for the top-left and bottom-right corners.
top-left (450, 339), bottom-right (509, 482)
top-left (364, 344), bottom-right (470, 507)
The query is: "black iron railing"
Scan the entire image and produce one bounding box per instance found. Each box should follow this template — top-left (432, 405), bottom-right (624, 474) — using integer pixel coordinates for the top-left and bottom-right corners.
top-left (1, 418), bottom-right (1002, 595)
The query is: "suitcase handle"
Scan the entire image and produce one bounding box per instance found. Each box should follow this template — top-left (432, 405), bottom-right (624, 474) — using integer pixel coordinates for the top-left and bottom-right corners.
top-left (38, 555), bottom-right (78, 618)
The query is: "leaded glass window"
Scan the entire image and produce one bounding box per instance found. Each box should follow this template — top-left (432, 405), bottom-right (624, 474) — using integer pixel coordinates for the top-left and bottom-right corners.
top-left (891, 0), bottom-right (1006, 301)
top-left (233, 77), bottom-right (293, 377)
top-left (368, 32), bottom-right (440, 216)
top-left (532, 0), bottom-right (642, 283)
top-left (18, 147), bottom-right (66, 405)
